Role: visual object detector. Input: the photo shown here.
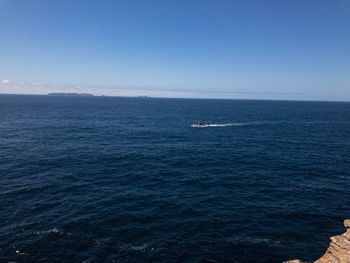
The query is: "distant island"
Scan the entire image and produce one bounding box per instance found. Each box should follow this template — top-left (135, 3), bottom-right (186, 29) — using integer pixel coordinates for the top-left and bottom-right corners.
top-left (48, 93), bottom-right (93, 97)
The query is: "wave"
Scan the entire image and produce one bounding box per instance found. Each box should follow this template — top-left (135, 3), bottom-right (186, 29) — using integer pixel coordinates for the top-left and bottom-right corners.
top-left (120, 243), bottom-right (161, 253)
top-left (33, 228), bottom-right (63, 236)
top-left (226, 236), bottom-right (283, 247)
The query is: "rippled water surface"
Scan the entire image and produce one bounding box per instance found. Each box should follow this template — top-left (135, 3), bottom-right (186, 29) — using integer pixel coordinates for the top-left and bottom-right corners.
top-left (1, 95), bottom-right (350, 262)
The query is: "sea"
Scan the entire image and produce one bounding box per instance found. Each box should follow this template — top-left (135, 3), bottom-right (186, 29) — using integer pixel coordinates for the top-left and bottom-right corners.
top-left (1, 95), bottom-right (349, 263)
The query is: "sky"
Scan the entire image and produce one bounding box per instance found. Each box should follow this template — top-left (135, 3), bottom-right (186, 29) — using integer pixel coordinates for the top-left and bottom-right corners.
top-left (0, 0), bottom-right (349, 100)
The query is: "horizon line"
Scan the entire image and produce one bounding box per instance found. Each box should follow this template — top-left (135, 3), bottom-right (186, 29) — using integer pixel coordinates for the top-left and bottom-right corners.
top-left (0, 92), bottom-right (349, 103)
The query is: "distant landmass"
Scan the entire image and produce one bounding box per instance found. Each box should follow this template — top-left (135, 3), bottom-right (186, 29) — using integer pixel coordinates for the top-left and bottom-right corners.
top-left (48, 93), bottom-right (93, 96)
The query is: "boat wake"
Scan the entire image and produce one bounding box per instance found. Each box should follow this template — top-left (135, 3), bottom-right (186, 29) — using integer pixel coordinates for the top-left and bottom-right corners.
top-left (192, 120), bottom-right (350, 128)
top-left (192, 122), bottom-right (259, 128)
top-left (203, 120), bottom-right (350, 127)
top-left (208, 123), bottom-right (254, 127)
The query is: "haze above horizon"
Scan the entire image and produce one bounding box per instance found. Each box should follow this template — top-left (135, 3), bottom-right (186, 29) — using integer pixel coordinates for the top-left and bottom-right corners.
top-left (0, 0), bottom-right (349, 101)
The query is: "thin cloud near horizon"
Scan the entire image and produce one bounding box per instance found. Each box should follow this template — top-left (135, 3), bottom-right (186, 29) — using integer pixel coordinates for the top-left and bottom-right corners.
top-left (1, 79), bottom-right (347, 102)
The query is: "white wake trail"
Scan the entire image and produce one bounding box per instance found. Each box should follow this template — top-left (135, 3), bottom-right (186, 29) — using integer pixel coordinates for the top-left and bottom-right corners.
top-left (207, 122), bottom-right (261, 127)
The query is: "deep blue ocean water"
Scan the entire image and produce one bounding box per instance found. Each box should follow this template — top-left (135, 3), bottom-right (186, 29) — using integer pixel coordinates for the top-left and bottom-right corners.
top-left (1, 95), bottom-right (350, 263)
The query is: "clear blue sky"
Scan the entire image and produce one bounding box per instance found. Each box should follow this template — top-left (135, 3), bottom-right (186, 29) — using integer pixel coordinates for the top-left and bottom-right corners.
top-left (0, 0), bottom-right (349, 100)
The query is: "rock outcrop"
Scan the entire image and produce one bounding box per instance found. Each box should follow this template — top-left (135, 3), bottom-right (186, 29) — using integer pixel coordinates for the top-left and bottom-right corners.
top-left (284, 219), bottom-right (350, 263)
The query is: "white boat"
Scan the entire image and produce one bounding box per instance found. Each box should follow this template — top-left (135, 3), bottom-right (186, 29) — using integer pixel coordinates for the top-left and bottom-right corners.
top-left (191, 121), bottom-right (208, 128)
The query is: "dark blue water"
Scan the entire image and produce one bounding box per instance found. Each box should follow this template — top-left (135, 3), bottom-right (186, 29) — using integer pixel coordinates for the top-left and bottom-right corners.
top-left (1, 95), bottom-right (350, 263)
